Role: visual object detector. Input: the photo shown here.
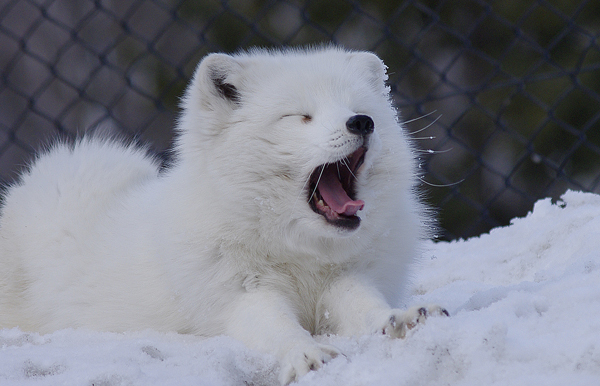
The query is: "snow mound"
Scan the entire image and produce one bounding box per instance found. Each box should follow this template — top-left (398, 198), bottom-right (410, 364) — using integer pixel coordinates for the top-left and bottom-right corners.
top-left (1, 190), bottom-right (599, 385)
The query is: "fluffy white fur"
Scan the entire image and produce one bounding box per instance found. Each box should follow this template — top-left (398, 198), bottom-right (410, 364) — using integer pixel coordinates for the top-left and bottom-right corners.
top-left (0, 47), bottom-right (443, 384)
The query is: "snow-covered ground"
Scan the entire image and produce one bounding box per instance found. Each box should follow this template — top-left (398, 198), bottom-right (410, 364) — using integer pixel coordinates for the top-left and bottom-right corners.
top-left (1, 190), bottom-right (599, 385)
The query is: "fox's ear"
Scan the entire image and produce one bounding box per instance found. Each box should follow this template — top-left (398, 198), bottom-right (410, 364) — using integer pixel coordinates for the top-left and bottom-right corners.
top-left (349, 51), bottom-right (389, 95)
top-left (187, 53), bottom-right (244, 110)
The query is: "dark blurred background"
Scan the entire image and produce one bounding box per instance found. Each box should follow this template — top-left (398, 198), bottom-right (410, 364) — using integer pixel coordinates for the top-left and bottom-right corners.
top-left (1, 0), bottom-right (599, 240)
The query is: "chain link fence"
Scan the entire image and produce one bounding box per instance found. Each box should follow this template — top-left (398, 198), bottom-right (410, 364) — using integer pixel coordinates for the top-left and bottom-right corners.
top-left (1, 0), bottom-right (599, 240)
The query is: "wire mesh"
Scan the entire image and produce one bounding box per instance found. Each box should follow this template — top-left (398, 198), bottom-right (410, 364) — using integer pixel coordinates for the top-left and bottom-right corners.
top-left (1, 0), bottom-right (599, 239)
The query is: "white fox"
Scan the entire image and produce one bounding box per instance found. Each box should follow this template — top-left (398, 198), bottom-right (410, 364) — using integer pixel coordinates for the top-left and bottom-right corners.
top-left (0, 47), bottom-right (446, 384)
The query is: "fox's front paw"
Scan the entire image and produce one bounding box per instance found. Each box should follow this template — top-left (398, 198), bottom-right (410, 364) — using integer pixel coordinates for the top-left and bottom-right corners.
top-left (278, 342), bottom-right (340, 385)
top-left (376, 305), bottom-right (449, 339)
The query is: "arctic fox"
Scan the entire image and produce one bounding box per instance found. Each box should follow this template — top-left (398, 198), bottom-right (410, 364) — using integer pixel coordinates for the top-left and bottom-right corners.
top-left (0, 47), bottom-right (445, 384)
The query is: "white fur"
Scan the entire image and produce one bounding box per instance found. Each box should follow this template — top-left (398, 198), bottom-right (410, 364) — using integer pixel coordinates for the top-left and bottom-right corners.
top-left (0, 47), bottom-right (438, 384)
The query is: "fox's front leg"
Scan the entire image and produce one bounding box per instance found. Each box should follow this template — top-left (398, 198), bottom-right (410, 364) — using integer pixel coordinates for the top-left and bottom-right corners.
top-left (316, 275), bottom-right (448, 338)
top-left (225, 288), bottom-right (340, 385)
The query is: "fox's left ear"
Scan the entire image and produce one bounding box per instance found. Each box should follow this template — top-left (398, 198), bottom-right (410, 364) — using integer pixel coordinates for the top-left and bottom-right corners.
top-left (349, 51), bottom-right (389, 95)
top-left (186, 53), bottom-right (245, 112)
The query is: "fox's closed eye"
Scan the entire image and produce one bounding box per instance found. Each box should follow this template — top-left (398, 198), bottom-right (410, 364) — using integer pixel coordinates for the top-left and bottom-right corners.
top-left (281, 114), bottom-right (312, 123)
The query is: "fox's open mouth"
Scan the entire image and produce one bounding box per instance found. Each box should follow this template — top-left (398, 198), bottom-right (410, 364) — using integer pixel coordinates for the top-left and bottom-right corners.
top-left (308, 147), bottom-right (367, 230)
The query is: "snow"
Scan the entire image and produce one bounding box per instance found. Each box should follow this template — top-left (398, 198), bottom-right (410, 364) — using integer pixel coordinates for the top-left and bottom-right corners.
top-left (1, 190), bottom-right (599, 385)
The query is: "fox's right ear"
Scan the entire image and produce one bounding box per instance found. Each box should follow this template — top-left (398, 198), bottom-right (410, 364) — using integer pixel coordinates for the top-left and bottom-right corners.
top-left (186, 53), bottom-right (244, 110)
top-left (348, 51), bottom-right (388, 96)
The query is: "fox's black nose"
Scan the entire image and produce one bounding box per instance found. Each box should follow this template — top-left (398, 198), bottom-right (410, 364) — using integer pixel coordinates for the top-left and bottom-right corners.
top-left (346, 115), bottom-right (374, 136)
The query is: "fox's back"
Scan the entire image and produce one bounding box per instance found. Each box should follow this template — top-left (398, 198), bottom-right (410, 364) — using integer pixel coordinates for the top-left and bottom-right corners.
top-left (0, 138), bottom-right (161, 329)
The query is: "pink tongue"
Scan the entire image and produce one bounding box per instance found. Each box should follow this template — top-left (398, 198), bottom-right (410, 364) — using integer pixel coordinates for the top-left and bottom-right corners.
top-left (318, 165), bottom-right (364, 216)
